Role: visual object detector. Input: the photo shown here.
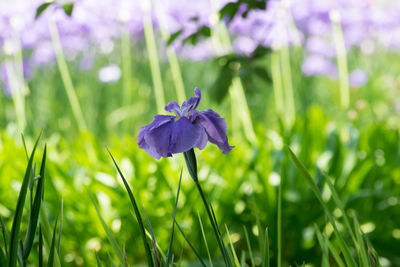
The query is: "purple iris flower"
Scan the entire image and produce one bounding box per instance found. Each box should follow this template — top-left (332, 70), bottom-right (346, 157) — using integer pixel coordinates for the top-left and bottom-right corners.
top-left (138, 88), bottom-right (234, 159)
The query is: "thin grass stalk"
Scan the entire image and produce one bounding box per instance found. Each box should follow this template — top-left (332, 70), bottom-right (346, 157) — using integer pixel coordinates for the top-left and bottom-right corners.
top-left (4, 59), bottom-right (26, 131)
top-left (225, 225), bottom-right (240, 267)
top-left (142, 0), bottom-right (166, 114)
top-left (270, 51), bottom-right (285, 125)
top-left (39, 209), bottom-right (61, 267)
top-left (279, 45), bottom-right (295, 128)
top-left (153, 1), bottom-right (186, 103)
top-left (176, 221), bottom-right (207, 267)
top-left (198, 213), bottom-right (213, 267)
top-left (48, 15), bottom-right (87, 132)
top-left (121, 28), bottom-right (134, 130)
top-left (208, 5), bottom-right (257, 145)
top-left (287, 147), bottom-right (357, 267)
top-left (243, 226), bottom-right (254, 267)
top-left (330, 10), bottom-right (350, 109)
top-left (277, 183), bottom-right (282, 267)
top-left (262, 228), bottom-right (269, 267)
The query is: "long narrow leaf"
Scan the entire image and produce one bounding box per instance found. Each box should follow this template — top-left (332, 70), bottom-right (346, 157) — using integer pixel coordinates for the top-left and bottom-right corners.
top-left (287, 146), bottom-right (357, 267)
top-left (39, 209), bottom-right (61, 267)
top-left (175, 222), bottom-right (207, 267)
top-left (0, 215), bottom-right (9, 256)
top-left (262, 228), bottom-right (270, 267)
top-left (243, 226), bottom-right (255, 267)
top-left (0, 245), bottom-right (6, 266)
top-left (8, 134), bottom-right (41, 267)
top-left (95, 250), bottom-right (103, 267)
top-left (198, 213), bottom-right (213, 267)
top-left (57, 200), bottom-right (63, 255)
top-left (142, 206), bottom-right (160, 266)
top-left (89, 193), bottom-right (125, 266)
top-left (108, 149), bottom-right (154, 267)
top-left (225, 225), bottom-right (240, 267)
top-left (314, 224), bottom-right (329, 267)
top-left (39, 225), bottom-right (43, 267)
top-left (47, 218), bottom-right (58, 267)
top-left (23, 146), bottom-right (47, 259)
top-left (166, 170), bottom-right (182, 267)
top-left (351, 212), bottom-right (369, 266)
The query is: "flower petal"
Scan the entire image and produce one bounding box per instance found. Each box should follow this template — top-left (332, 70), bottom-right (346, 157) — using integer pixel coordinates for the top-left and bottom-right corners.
top-left (164, 101), bottom-right (182, 116)
top-left (180, 88), bottom-right (201, 115)
top-left (138, 115), bottom-right (175, 159)
top-left (169, 117), bottom-right (203, 154)
top-left (196, 109), bottom-right (234, 154)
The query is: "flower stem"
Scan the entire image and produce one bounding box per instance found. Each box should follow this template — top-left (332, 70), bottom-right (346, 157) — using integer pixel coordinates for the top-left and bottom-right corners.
top-left (183, 149), bottom-right (232, 266)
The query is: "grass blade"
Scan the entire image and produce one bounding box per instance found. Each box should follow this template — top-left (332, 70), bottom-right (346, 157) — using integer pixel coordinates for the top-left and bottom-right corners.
top-left (0, 215), bottom-right (9, 256)
top-left (142, 206), bottom-right (160, 266)
top-left (225, 225), bottom-right (240, 267)
top-left (39, 225), bottom-right (43, 267)
top-left (0, 246), bottom-right (6, 266)
top-left (108, 149), bottom-right (154, 267)
top-left (95, 250), bottom-right (103, 267)
top-left (277, 183), bottom-right (282, 267)
top-left (39, 209), bottom-right (61, 267)
top-left (198, 213), bottom-right (213, 267)
top-left (287, 146), bottom-right (357, 267)
top-left (57, 200), bottom-right (63, 255)
top-left (351, 212), bottom-right (369, 266)
top-left (166, 170), bottom-right (182, 267)
top-left (89, 193), bottom-right (125, 266)
top-left (243, 226), bottom-right (255, 267)
top-left (175, 221), bottom-right (207, 267)
top-left (47, 217), bottom-right (58, 267)
top-left (17, 240), bottom-right (24, 267)
top-left (262, 228), bottom-right (269, 267)
top-left (314, 224), bottom-right (329, 267)
top-left (240, 251), bottom-right (246, 267)
top-left (8, 134), bottom-right (41, 267)
top-left (23, 145), bottom-right (46, 259)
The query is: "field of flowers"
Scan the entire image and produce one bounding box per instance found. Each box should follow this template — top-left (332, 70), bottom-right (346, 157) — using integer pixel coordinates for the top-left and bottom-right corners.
top-left (1, 0), bottom-right (400, 266)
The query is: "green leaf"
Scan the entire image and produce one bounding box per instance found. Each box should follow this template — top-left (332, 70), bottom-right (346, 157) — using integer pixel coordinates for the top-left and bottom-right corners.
top-left (351, 212), bottom-right (369, 267)
top-left (89, 193), bottom-right (125, 266)
top-left (167, 29), bottom-right (183, 46)
top-left (95, 250), bottom-right (103, 267)
top-left (197, 213), bottom-right (213, 267)
top-left (107, 149), bottom-right (154, 267)
top-left (286, 146), bottom-right (357, 267)
top-left (183, 149), bottom-right (198, 181)
top-left (243, 226), bottom-right (255, 267)
top-left (8, 134), bottom-right (41, 267)
top-left (39, 209), bottom-right (61, 267)
top-left (225, 225), bottom-right (240, 267)
top-left (23, 146), bottom-right (46, 259)
top-left (166, 170), bottom-right (182, 266)
top-left (47, 217), bottom-right (58, 267)
top-left (262, 228), bottom-right (269, 267)
top-left (175, 221), bottom-right (207, 267)
top-left (35, 2), bottom-right (53, 19)
top-left (39, 226), bottom-right (43, 267)
top-left (57, 200), bottom-right (63, 255)
top-left (62, 3), bottom-right (74, 16)
top-left (0, 215), bottom-right (9, 256)
top-left (142, 206), bottom-right (160, 266)
top-left (0, 245), bottom-right (6, 267)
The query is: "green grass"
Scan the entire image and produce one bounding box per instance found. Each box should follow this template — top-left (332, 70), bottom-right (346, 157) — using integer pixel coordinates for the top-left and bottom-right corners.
top-left (1, 35), bottom-right (400, 266)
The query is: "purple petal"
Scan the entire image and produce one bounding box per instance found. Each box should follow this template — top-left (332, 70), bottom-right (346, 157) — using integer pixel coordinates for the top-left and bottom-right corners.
top-left (169, 117), bottom-right (203, 154)
top-left (196, 109), bottom-right (234, 154)
top-left (180, 88), bottom-right (202, 115)
top-left (165, 101), bottom-right (181, 115)
top-left (138, 115), bottom-right (175, 159)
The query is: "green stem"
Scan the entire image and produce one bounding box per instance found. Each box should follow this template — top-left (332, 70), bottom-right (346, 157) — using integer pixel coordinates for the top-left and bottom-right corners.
top-left (330, 10), bottom-right (350, 109)
top-left (183, 149), bottom-right (231, 266)
top-left (121, 28), bottom-right (133, 130)
top-left (48, 15), bottom-right (87, 133)
top-left (279, 45), bottom-right (295, 128)
top-left (153, 0), bottom-right (187, 103)
top-left (142, 0), bottom-right (166, 114)
top-left (277, 184), bottom-right (282, 267)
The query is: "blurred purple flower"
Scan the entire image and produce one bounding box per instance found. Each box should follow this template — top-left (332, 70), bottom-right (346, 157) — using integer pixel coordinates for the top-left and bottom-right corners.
top-left (301, 55), bottom-right (337, 78)
top-left (349, 69), bottom-right (368, 87)
top-left (138, 88), bottom-right (234, 159)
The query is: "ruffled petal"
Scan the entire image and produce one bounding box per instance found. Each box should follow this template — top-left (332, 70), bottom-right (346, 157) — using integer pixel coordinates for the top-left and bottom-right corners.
top-left (196, 109), bottom-right (234, 154)
top-left (180, 88), bottom-right (202, 115)
top-left (169, 117), bottom-right (203, 154)
top-left (138, 115), bottom-right (175, 159)
top-left (164, 101), bottom-right (182, 116)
